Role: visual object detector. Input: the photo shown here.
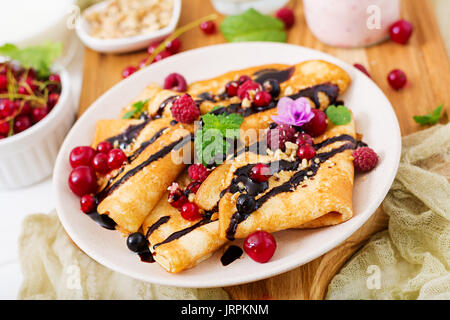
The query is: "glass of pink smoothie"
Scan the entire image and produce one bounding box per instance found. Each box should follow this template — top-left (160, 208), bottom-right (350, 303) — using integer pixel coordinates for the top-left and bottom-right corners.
top-left (303, 0), bottom-right (400, 47)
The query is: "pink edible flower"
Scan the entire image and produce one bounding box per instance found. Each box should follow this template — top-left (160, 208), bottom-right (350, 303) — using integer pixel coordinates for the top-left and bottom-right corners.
top-left (271, 97), bottom-right (315, 127)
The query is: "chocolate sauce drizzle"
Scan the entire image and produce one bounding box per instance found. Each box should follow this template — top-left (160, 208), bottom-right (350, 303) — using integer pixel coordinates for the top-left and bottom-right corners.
top-left (86, 211), bottom-right (116, 230)
top-left (225, 135), bottom-right (356, 240)
top-left (95, 134), bottom-right (193, 203)
top-left (253, 67), bottom-right (295, 86)
top-left (106, 120), bottom-right (150, 150)
top-left (127, 127), bottom-right (168, 162)
top-left (220, 245), bottom-right (243, 266)
top-left (145, 216), bottom-right (171, 238)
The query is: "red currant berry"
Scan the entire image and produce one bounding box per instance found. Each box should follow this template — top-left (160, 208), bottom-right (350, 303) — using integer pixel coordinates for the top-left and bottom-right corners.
top-left (0, 121), bottom-right (10, 135)
top-left (186, 181), bottom-right (201, 194)
top-left (163, 73), bottom-right (187, 92)
top-left (389, 20), bottom-right (413, 45)
top-left (69, 146), bottom-right (96, 169)
top-left (80, 194), bottom-right (97, 213)
top-left (165, 38), bottom-right (181, 54)
top-left (353, 63), bottom-right (371, 78)
top-left (96, 141), bottom-right (113, 154)
top-left (387, 69), bottom-right (407, 90)
top-left (275, 8), bottom-right (295, 29)
top-left (92, 153), bottom-right (110, 174)
top-left (244, 231), bottom-right (277, 263)
top-left (225, 81), bottom-right (239, 97)
top-left (0, 99), bottom-right (14, 119)
top-left (68, 166), bottom-right (98, 197)
top-left (180, 202), bottom-right (202, 221)
top-left (31, 107), bottom-right (49, 123)
top-left (107, 148), bottom-right (127, 170)
top-left (168, 188), bottom-right (188, 209)
top-left (147, 41), bottom-right (160, 55)
top-left (0, 74), bottom-right (7, 91)
top-left (250, 163), bottom-right (271, 182)
top-left (122, 66), bottom-right (138, 79)
top-left (47, 93), bottom-right (60, 109)
top-left (49, 74), bottom-right (61, 83)
top-left (302, 108), bottom-right (327, 137)
top-left (154, 50), bottom-right (172, 62)
top-left (13, 115), bottom-right (31, 133)
top-left (200, 20), bottom-right (216, 34)
top-left (253, 91), bottom-right (272, 107)
top-left (295, 133), bottom-right (313, 146)
top-left (296, 144), bottom-right (316, 160)
top-left (138, 57), bottom-right (149, 69)
top-left (238, 75), bottom-right (251, 85)
top-left (18, 101), bottom-right (31, 116)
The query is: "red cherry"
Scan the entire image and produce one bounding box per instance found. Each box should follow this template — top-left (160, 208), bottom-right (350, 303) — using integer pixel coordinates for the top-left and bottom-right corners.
top-left (107, 148), bottom-right (127, 170)
top-left (154, 50), bottom-right (172, 62)
top-left (244, 231), bottom-right (277, 263)
top-left (0, 121), bottom-right (10, 135)
top-left (387, 69), bottom-right (407, 90)
top-left (70, 146), bottom-right (96, 168)
top-left (295, 133), bottom-right (313, 146)
top-left (253, 91), bottom-right (272, 107)
top-left (165, 38), bottom-right (181, 54)
top-left (302, 108), bottom-right (327, 137)
top-left (13, 115), bottom-right (31, 133)
top-left (18, 101), bottom-right (31, 115)
top-left (389, 20), bottom-right (413, 44)
top-left (96, 141), bottom-right (113, 154)
top-left (92, 153), bottom-right (110, 174)
top-left (180, 202), bottom-right (202, 221)
top-left (353, 63), bottom-right (371, 78)
top-left (68, 166), bottom-right (98, 197)
top-left (275, 8), bottom-right (295, 29)
top-left (138, 57), bottom-right (149, 69)
top-left (296, 144), bottom-right (316, 160)
top-left (122, 66), bottom-right (138, 78)
top-left (0, 74), bottom-right (7, 91)
top-left (47, 93), bottom-right (60, 109)
top-left (250, 163), bottom-right (271, 182)
top-left (80, 194), bottom-right (97, 213)
top-left (0, 99), bottom-right (14, 119)
top-left (225, 81), bottom-right (239, 97)
top-left (31, 107), bottom-right (49, 123)
top-left (200, 20), bottom-right (216, 34)
top-left (18, 86), bottom-right (29, 95)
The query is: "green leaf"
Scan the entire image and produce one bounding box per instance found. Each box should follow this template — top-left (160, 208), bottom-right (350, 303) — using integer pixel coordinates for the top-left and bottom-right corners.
top-left (413, 105), bottom-right (444, 125)
top-left (122, 99), bottom-right (149, 119)
top-left (0, 42), bottom-right (63, 78)
top-left (194, 112), bottom-right (244, 166)
top-left (220, 8), bottom-right (287, 43)
top-left (326, 105), bottom-right (352, 125)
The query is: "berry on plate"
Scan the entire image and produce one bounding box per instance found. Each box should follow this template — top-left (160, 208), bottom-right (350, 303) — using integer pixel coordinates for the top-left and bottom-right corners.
top-left (244, 230), bottom-right (277, 263)
top-left (353, 147), bottom-right (379, 172)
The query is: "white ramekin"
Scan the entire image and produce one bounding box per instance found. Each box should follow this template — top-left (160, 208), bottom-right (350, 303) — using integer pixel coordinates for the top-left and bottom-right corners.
top-left (76, 0), bottom-right (181, 53)
top-left (0, 67), bottom-right (74, 189)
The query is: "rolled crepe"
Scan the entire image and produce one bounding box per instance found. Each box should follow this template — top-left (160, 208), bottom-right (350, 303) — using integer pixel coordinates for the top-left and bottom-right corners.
top-left (215, 117), bottom-right (356, 240)
top-left (95, 119), bottom-right (194, 234)
top-left (142, 174), bottom-right (227, 273)
top-left (188, 60), bottom-right (351, 145)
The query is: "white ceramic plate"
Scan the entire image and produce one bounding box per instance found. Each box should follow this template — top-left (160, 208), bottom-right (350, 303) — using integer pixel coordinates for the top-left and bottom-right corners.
top-left (75, 0), bottom-right (181, 53)
top-left (54, 43), bottom-right (401, 288)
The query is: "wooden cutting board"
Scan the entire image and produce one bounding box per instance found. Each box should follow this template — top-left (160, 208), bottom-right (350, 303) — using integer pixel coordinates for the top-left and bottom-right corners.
top-left (78, 0), bottom-right (450, 299)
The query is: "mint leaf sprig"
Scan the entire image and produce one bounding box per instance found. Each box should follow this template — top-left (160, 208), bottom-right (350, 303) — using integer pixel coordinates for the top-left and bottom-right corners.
top-left (220, 8), bottom-right (287, 43)
top-left (122, 99), bottom-right (149, 119)
top-left (413, 105), bottom-right (444, 125)
top-left (194, 111), bottom-right (244, 166)
top-left (326, 105), bottom-right (352, 125)
top-left (0, 42), bottom-right (63, 78)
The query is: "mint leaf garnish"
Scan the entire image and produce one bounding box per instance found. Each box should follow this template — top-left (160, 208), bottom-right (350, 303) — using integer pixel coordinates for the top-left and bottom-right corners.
top-left (123, 99), bottom-right (149, 119)
top-left (195, 112), bottom-right (244, 166)
top-left (220, 8), bottom-right (287, 43)
top-left (413, 105), bottom-right (444, 125)
top-left (326, 105), bottom-right (352, 125)
top-left (0, 42), bottom-right (63, 78)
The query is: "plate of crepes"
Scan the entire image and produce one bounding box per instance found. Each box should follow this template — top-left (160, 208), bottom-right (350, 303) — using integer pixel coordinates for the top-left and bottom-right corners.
top-left (54, 43), bottom-right (401, 287)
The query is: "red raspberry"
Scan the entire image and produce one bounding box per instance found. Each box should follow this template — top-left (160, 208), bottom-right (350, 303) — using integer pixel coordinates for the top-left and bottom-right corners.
top-left (171, 94), bottom-right (200, 123)
top-left (275, 8), bottom-right (295, 29)
top-left (237, 80), bottom-right (261, 100)
top-left (188, 164), bottom-right (209, 182)
top-left (267, 124), bottom-right (296, 150)
top-left (353, 147), bottom-right (378, 172)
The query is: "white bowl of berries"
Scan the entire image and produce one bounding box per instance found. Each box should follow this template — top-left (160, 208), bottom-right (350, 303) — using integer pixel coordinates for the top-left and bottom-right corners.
top-left (0, 61), bottom-right (74, 189)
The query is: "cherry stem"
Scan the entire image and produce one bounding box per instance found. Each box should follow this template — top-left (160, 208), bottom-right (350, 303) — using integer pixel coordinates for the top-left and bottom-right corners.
top-left (145, 14), bottom-right (218, 67)
top-left (0, 93), bottom-right (46, 105)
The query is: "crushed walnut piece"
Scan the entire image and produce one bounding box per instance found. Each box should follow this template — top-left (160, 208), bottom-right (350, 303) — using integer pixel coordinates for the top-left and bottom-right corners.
top-left (85, 0), bottom-right (174, 39)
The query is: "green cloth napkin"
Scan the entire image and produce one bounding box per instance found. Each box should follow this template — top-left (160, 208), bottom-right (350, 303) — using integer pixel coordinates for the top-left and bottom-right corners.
top-left (326, 124), bottom-right (450, 300)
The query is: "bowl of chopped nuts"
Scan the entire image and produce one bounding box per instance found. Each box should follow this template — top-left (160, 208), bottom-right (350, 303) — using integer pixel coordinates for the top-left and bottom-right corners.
top-left (76, 0), bottom-right (182, 53)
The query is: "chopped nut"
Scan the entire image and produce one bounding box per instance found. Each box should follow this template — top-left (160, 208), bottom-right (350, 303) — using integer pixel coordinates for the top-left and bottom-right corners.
top-left (284, 86), bottom-right (294, 95)
top-left (242, 97), bottom-right (252, 108)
